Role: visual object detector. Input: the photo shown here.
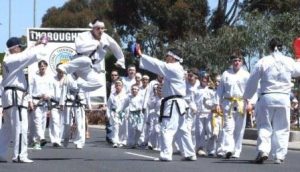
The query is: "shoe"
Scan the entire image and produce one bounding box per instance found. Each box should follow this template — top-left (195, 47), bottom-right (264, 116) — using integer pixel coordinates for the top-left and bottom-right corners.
top-left (182, 155), bottom-right (197, 161)
top-left (12, 158), bottom-right (34, 163)
top-left (85, 132), bottom-right (90, 139)
top-left (254, 152), bottom-right (268, 164)
top-left (197, 149), bottom-right (207, 156)
top-left (147, 145), bottom-right (153, 150)
top-left (32, 143), bottom-right (42, 150)
top-left (106, 138), bottom-right (113, 144)
top-left (231, 155), bottom-right (239, 159)
top-left (53, 143), bottom-right (61, 147)
top-left (216, 153), bottom-right (224, 158)
top-left (274, 159), bottom-right (284, 164)
top-left (225, 152), bottom-right (232, 159)
top-left (63, 139), bottom-right (69, 148)
top-left (113, 144), bottom-right (118, 148)
top-left (0, 157), bottom-right (7, 163)
top-left (75, 144), bottom-right (83, 149)
top-left (40, 139), bottom-right (47, 147)
top-left (154, 157), bottom-right (171, 162)
top-left (207, 153), bottom-right (215, 157)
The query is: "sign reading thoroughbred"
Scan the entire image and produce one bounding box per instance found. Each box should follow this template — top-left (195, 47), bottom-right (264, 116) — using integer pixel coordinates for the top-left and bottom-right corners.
top-left (28, 28), bottom-right (88, 43)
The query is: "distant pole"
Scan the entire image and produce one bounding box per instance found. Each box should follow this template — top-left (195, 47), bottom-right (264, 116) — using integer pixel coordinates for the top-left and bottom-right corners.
top-left (9, 0), bottom-right (11, 37)
top-left (33, 0), bottom-right (36, 27)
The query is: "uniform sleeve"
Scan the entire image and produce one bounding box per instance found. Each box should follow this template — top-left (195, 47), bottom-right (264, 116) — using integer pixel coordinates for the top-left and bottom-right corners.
top-left (139, 54), bottom-right (167, 77)
top-left (243, 62), bottom-right (261, 99)
top-left (84, 92), bottom-right (92, 110)
top-left (214, 73), bottom-right (225, 105)
top-left (6, 44), bottom-right (47, 71)
top-left (203, 89), bottom-right (215, 109)
top-left (120, 97), bottom-right (130, 112)
top-left (59, 77), bottom-right (69, 106)
top-left (28, 75), bottom-right (35, 99)
top-left (106, 96), bottom-right (112, 118)
top-left (106, 34), bottom-right (125, 69)
top-left (291, 60), bottom-right (300, 77)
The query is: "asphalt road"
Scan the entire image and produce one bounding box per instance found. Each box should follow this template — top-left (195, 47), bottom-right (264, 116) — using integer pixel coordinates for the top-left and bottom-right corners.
top-left (1, 127), bottom-right (300, 172)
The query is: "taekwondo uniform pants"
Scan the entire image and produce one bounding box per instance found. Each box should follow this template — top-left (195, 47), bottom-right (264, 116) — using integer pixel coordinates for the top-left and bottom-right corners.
top-left (0, 106), bottom-right (29, 160)
top-left (255, 94), bottom-right (290, 160)
top-left (195, 113), bottom-right (214, 153)
top-left (59, 56), bottom-right (103, 92)
top-left (49, 108), bottom-right (62, 144)
top-left (159, 98), bottom-right (196, 160)
top-left (221, 100), bottom-right (246, 158)
top-left (33, 106), bottom-right (48, 143)
top-left (73, 106), bottom-right (86, 148)
top-left (147, 112), bottom-right (160, 149)
top-left (109, 111), bottom-right (127, 145)
top-left (127, 111), bottom-right (144, 147)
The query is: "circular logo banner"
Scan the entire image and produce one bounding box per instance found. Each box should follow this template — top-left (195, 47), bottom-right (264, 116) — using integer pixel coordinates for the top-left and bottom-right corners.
top-left (49, 46), bottom-right (76, 73)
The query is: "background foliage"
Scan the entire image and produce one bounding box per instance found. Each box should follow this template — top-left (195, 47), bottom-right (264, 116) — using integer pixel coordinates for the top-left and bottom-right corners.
top-left (38, 0), bottom-right (300, 75)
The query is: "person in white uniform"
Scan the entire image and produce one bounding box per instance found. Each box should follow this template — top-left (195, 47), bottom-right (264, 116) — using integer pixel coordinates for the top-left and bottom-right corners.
top-left (214, 50), bottom-right (253, 159)
top-left (58, 19), bottom-right (125, 92)
top-left (123, 84), bottom-right (144, 148)
top-left (0, 37), bottom-right (47, 163)
top-left (147, 83), bottom-right (163, 150)
top-left (185, 68), bottom-right (200, 146)
top-left (194, 72), bottom-right (215, 156)
top-left (138, 75), bottom-right (151, 147)
top-left (106, 80), bottom-right (128, 148)
top-left (243, 38), bottom-right (300, 164)
top-left (60, 74), bottom-right (90, 149)
top-left (29, 60), bottom-right (54, 149)
top-left (50, 64), bottom-right (66, 147)
top-left (121, 65), bottom-right (137, 94)
top-left (136, 47), bottom-right (197, 161)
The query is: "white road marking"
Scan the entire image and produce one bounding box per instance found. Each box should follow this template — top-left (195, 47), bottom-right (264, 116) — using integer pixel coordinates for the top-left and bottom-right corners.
top-left (125, 151), bottom-right (157, 159)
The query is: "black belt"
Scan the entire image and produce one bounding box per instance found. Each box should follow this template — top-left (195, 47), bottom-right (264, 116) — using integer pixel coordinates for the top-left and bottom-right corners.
top-left (65, 99), bottom-right (85, 107)
top-left (3, 86), bottom-right (27, 110)
top-left (130, 110), bottom-right (141, 116)
top-left (77, 47), bottom-right (97, 64)
top-left (4, 86), bottom-right (26, 92)
top-left (159, 95), bottom-right (183, 122)
top-left (261, 92), bottom-right (289, 95)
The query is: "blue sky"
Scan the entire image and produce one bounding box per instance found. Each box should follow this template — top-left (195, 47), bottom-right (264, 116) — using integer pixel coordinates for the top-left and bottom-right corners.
top-left (0, 0), bottom-right (217, 52)
top-left (0, 0), bottom-right (68, 52)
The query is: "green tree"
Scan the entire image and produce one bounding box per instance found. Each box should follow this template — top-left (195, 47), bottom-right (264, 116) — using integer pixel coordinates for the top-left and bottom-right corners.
top-left (242, 0), bottom-right (300, 14)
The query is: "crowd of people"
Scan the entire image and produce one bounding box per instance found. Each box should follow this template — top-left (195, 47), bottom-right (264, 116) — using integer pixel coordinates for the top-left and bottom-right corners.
top-left (0, 19), bottom-right (299, 165)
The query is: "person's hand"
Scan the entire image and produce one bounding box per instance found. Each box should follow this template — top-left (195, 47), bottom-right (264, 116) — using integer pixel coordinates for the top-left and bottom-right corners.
top-left (60, 105), bottom-right (64, 111)
top-left (214, 104), bottom-right (222, 114)
top-left (28, 101), bottom-right (35, 111)
top-left (135, 43), bottom-right (142, 57)
top-left (114, 63), bottom-right (122, 68)
top-left (246, 102), bottom-right (253, 113)
top-left (35, 35), bottom-right (48, 46)
top-left (41, 94), bottom-right (50, 100)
